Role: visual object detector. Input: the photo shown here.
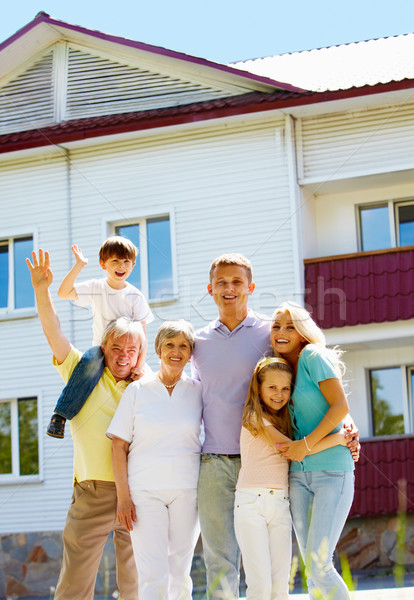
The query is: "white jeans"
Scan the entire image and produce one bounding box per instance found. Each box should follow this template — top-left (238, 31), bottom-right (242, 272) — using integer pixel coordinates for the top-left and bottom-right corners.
top-left (234, 488), bottom-right (292, 600)
top-left (130, 488), bottom-right (199, 600)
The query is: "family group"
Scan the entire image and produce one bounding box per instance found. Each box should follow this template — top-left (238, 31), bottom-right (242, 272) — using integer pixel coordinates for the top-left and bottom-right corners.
top-left (26, 236), bottom-right (359, 600)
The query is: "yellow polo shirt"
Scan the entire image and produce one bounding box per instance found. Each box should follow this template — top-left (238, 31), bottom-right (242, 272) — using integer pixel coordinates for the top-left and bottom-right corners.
top-left (53, 346), bottom-right (130, 484)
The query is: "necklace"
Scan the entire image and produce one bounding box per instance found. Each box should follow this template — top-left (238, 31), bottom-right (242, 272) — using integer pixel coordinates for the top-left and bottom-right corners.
top-left (157, 373), bottom-right (181, 389)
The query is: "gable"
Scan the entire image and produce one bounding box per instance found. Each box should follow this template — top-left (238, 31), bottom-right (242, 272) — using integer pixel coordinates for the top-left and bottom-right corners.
top-left (0, 42), bottom-right (259, 135)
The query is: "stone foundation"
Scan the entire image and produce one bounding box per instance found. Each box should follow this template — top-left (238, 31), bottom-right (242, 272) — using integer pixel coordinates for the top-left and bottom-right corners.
top-left (1, 514), bottom-right (414, 598)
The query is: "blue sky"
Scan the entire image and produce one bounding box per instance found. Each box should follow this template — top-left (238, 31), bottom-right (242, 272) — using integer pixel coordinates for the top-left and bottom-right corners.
top-left (1, 0), bottom-right (413, 63)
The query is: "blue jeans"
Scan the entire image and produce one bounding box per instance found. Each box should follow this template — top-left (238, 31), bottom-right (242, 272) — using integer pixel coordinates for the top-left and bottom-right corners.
top-left (198, 454), bottom-right (241, 599)
top-left (289, 470), bottom-right (354, 600)
top-left (54, 346), bottom-right (104, 419)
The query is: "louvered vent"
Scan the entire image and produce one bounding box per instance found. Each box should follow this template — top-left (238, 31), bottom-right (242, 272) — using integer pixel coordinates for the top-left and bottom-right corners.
top-left (0, 51), bottom-right (55, 134)
top-left (65, 48), bottom-right (231, 118)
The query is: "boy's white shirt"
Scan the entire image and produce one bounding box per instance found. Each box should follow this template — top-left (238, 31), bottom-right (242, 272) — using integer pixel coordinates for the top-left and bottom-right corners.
top-left (74, 278), bottom-right (154, 345)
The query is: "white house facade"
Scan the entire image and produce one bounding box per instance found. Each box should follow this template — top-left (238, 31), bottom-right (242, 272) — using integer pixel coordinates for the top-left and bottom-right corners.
top-left (0, 12), bottom-right (413, 596)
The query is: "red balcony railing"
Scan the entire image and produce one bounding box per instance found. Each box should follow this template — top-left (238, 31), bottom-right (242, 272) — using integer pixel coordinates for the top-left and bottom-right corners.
top-left (350, 435), bottom-right (414, 517)
top-left (304, 246), bottom-right (414, 329)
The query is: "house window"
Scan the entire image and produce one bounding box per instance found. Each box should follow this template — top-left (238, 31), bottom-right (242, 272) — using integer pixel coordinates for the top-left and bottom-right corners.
top-left (370, 367), bottom-right (413, 436)
top-left (359, 200), bottom-right (414, 251)
top-left (0, 397), bottom-right (39, 478)
top-left (113, 216), bottom-right (175, 301)
top-left (0, 236), bottom-right (34, 311)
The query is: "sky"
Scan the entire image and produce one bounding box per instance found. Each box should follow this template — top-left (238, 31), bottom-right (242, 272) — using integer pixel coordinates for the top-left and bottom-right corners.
top-left (0, 0), bottom-right (413, 64)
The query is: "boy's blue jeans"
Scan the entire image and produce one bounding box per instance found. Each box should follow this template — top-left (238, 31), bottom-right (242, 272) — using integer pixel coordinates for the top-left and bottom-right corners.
top-left (54, 346), bottom-right (104, 419)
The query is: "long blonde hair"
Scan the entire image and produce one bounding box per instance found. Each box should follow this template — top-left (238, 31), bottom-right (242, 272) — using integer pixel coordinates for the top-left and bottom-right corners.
top-left (271, 301), bottom-right (345, 378)
top-left (243, 357), bottom-right (293, 446)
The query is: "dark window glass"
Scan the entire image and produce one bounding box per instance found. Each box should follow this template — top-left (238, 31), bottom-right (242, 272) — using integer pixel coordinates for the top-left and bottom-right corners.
top-left (370, 368), bottom-right (405, 436)
top-left (18, 398), bottom-right (39, 476)
top-left (398, 203), bottom-right (414, 247)
top-left (0, 402), bottom-right (12, 474)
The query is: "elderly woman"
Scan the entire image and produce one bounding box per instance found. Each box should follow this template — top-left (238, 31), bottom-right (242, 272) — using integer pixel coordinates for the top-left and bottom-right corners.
top-left (107, 320), bottom-right (202, 600)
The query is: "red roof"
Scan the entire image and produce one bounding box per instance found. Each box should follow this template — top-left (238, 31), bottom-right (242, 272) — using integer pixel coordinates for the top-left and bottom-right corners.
top-left (349, 436), bottom-right (414, 517)
top-left (305, 246), bottom-right (414, 329)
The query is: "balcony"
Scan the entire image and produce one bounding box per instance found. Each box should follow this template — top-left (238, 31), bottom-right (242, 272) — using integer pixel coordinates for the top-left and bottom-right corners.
top-left (304, 246), bottom-right (414, 329)
top-left (350, 435), bottom-right (414, 517)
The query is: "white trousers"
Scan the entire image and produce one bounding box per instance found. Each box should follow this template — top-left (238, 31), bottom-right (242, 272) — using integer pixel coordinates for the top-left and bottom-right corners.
top-left (130, 488), bottom-right (199, 600)
top-left (234, 488), bottom-right (292, 600)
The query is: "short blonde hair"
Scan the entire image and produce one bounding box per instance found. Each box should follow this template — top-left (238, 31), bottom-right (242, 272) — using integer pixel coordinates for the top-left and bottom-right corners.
top-left (154, 320), bottom-right (195, 357)
top-left (99, 236), bottom-right (137, 263)
top-left (209, 253), bottom-right (252, 284)
top-left (101, 317), bottom-right (145, 349)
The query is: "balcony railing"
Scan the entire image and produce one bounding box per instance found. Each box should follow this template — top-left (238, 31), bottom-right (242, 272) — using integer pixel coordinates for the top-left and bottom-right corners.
top-left (304, 246), bottom-right (414, 329)
top-left (350, 435), bottom-right (414, 517)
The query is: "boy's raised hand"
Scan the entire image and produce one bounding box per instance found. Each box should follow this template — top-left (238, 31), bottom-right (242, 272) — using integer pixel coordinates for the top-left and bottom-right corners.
top-left (26, 249), bottom-right (54, 290)
top-left (72, 244), bottom-right (88, 267)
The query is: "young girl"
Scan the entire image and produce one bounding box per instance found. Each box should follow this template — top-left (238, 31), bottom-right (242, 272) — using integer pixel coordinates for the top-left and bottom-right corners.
top-left (272, 302), bottom-right (356, 600)
top-left (234, 356), bottom-right (353, 600)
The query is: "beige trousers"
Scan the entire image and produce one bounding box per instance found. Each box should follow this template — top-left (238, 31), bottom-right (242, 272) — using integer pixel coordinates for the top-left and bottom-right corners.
top-left (54, 480), bottom-right (138, 600)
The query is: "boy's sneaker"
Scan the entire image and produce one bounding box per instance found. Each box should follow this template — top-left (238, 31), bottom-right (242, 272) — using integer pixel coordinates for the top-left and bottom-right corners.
top-left (47, 414), bottom-right (66, 438)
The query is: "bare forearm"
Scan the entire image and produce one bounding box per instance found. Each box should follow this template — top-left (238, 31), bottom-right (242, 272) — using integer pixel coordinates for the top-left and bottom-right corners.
top-left (306, 402), bottom-right (349, 450)
top-left (34, 288), bottom-right (70, 363)
top-left (112, 442), bottom-right (131, 500)
top-left (58, 263), bottom-right (84, 299)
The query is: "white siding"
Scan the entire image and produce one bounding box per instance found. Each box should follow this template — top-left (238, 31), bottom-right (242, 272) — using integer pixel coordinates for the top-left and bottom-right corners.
top-left (0, 153), bottom-right (75, 532)
top-left (0, 50), bottom-right (55, 134)
top-left (0, 119), bottom-right (300, 534)
top-left (298, 103), bottom-right (414, 184)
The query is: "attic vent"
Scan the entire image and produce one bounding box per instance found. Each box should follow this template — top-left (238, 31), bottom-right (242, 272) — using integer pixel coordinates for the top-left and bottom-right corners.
top-left (65, 48), bottom-right (230, 118)
top-left (0, 51), bottom-right (55, 134)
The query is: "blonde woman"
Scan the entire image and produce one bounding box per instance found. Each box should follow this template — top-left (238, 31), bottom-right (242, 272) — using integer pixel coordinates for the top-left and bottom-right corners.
top-left (271, 302), bottom-right (357, 600)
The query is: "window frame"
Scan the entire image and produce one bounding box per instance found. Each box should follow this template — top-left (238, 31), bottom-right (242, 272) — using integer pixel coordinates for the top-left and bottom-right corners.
top-left (357, 198), bottom-right (414, 252)
top-left (368, 365), bottom-right (414, 437)
top-left (105, 210), bottom-right (178, 304)
top-left (0, 229), bottom-right (38, 320)
top-left (0, 393), bottom-right (43, 484)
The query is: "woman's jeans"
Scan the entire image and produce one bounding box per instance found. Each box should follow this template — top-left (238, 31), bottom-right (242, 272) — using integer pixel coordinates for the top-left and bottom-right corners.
top-left (54, 346), bottom-right (104, 419)
top-left (289, 470), bottom-right (354, 600)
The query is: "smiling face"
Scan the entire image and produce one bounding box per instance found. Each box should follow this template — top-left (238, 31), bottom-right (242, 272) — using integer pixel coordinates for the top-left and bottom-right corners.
top-left (101, 332), bottom-right (141, 381)
top-left (260, 369), bottom-right (292, 413)
top-left (270, 311), bottom-right (307, 366)
top-left (207, 264), bottom-right (255, 322)
top-left (158, 332), bottom-right (192, 377)
top-left (100, 255), bottom-right (135, 289)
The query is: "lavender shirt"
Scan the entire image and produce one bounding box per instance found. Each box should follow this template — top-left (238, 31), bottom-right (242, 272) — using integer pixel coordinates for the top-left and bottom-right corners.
top-left (191, 311), bottom-right (271, 454)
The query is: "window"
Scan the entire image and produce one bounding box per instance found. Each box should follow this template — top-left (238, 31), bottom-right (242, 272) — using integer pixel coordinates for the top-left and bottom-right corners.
top-left (359, 200), bottom-right (414, 252)
top-left (0, 397), bottom-right (39, 479)
top-left (0, 236), bottom-right (34, 312)
top-left (370, 367), bottom-right (413, 436)
top-left (113, 216), bottom-right (175, 302)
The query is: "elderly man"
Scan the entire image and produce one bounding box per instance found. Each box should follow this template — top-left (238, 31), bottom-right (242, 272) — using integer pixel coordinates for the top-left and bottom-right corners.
top-left (27, 249), bottom-right (143, 600)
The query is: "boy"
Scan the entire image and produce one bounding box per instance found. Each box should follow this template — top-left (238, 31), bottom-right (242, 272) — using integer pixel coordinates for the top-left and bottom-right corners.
top-left (47, 237), bottom-right (153, 438)
top-left (191, 253), bottom-right (271, 599)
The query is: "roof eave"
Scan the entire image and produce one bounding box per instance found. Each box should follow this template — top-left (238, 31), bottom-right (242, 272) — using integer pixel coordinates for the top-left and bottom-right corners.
top-left (1, 79), bottom-right (413, 155)
top-left (0, 12), bottom-right (305, 94)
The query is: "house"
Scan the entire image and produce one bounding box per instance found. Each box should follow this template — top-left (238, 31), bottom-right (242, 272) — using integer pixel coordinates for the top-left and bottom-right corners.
top-left (0, 12), bottom-right (413, 596)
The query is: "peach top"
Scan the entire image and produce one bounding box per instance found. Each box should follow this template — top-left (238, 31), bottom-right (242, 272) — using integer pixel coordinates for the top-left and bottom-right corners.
top-left (236, 418), bottom-right (289, 492)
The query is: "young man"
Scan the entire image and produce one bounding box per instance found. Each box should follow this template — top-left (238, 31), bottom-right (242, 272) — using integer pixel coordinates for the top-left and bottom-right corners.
top-left (191, 254), bottom-right (271, 599)
top-left (27, 249), bottom-right (143, 600)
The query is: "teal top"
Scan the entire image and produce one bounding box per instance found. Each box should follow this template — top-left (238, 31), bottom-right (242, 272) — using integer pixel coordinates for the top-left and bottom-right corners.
top-left (289, 344), bottom-right (354, 472)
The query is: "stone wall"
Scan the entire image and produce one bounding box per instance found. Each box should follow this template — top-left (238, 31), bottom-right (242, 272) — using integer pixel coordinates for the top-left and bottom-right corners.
top-left (1, 514), bottom-right (414, 598)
